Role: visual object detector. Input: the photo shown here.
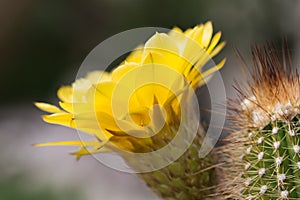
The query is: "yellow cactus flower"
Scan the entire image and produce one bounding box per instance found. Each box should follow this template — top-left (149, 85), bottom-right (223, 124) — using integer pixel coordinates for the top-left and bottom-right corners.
top-left (35, 21), bottom-right (226, 160)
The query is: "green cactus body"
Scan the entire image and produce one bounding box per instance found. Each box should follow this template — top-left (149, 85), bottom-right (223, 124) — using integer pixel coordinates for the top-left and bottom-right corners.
top-left (242, 114), bottom-right (300, 199)
top-left (217, 45), bottom-right (300, 199)
top-left (139, 126), bottom-right (216, 200)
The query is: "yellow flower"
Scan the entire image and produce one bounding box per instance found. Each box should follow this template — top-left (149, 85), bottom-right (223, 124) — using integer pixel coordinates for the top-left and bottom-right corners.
top-left (35, 21), bottom-right (226, 159)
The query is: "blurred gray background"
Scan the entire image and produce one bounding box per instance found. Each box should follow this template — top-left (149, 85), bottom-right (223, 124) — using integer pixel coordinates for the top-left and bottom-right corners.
top-left (1, 0), bottom-right (300, 199)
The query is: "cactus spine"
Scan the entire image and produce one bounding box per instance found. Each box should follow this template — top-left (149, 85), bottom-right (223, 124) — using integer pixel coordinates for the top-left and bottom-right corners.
top-left (217, 44), bottom-right (300, 199)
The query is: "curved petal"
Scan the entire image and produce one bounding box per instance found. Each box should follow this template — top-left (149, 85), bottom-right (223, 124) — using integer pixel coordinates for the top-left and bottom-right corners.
top-left (35, 102), bottom-right (64, 113)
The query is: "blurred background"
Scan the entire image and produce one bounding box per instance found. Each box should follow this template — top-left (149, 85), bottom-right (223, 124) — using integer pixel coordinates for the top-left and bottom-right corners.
top-left (1, 0), bottom-right (300, 199)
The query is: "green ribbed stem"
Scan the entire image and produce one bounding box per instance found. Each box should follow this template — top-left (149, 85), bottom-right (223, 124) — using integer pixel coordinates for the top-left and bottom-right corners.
top-left (138, 127), bottom-right (215, 200)
top-left (242, 114), bottom-right (300, 199)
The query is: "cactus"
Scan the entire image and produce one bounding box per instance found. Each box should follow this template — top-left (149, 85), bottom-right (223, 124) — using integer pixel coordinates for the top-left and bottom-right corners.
top-left (216, 44), bottom-right (300, 199)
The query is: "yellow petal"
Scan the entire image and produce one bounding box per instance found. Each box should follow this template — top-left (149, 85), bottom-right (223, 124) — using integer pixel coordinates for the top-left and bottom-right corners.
top-left (168, 27), bottom-right (185, 44)
top-left (34, 140), bottom-right (100, 147)
top-left (192, 58), bottom-right (226, 88)
top-left (35, 102), bottom-right (63, 113)
top-left (201, 21), bottom-right (213, 48)
top-left (35, 139), bottom-right (110, 161)
top-left (148, 102), bottom-right (167, 132)
top-left (57, 86), bottom-right (73, 103)
top-left (109, 136), bottom-right (136, 152)
top-left (72, 78), bottom-right (93, 102)
top-left (207, 31), bottom-right (222, 53)
top-left (59, 101), bottom-right (92, 114)
top-left (96, 112), bottom-right (123, 132)
top-left (58, 101), bottom-right (73, 112)
top-left (86, 70), bottom-right (110, 83)
top-left (95, 112), bottom-right (147, 135)
top-left (145, 32), bottom-right (179, 54)
top-left (170, 26), bottom-right (183, 33)
top-left (210, 41), bottom-right (226, 58)
top-left (141, 51), bottom-right (171, 68)
top-left (181, 37), bottom-right (205, 67)
top-left (124, 45), bottom-right (144, 63)
top-left (71, 146), bottom-right (111, 160)
top-left (43, 113), bottom-right (75, 128)
top-left (92, 81), bottom-right (115, 99)
top-left (111, 62), bottom-right (139, 81)
top-left (132, 63), bottom-right (184, 106)
top-left (184, 24), bottom-right (203, 39)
